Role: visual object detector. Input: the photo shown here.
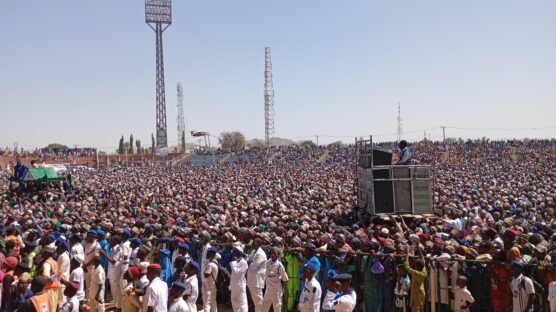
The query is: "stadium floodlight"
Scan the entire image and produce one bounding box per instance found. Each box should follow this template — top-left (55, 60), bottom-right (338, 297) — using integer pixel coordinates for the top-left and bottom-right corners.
top-left (145, 0), bottom-right (172, 155)
top-left (145, 0), bottom-right (172, 25)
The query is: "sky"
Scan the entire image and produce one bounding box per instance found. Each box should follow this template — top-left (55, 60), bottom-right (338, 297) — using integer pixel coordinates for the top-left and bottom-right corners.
top-left (1, 0), bottom-right (555, 151)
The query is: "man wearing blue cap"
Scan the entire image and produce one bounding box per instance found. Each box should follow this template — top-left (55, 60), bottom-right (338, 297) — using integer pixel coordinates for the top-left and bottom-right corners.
top-left (107, 235), bottom-right (123, 312)
top-left (129, 237), bottom-right (141, 267)
top-left (84, 230), bottom-right (100, 300)
top-left (202, 247), bottom-right (219, 312)
top-left (96, 230), bottom-right (110, 274)
top-left (298, 262), bottom-right (321, 312)
top-left (230, 246), bottom-right (248, 312)
top-left (119, 229), bottom-right (133, 277)
top-left (168, 282), bottom-right (188, 312)
top-left (509, 261), bottom-right (535, 312)
top-left (55, 238), bottom-right (71, 305)
top-left (118, 229), bottom-right (134, 305)
top-left (183, 261), bottom-right (199, 312)
top-left (322, 273), bottom-right (356, 312)
top-left (172, 243), bottom-right (191, 273)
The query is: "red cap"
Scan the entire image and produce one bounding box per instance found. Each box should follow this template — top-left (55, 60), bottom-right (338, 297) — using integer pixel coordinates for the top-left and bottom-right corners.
top-left (147, 263), bottom-right (161, 270)
top-left (503, 229), bottom-right (520, 239)
top-left (128, 267), bottom-right (141, 278)
top-left (4, 257), bottom-right (18, 269)
top-left (418, 233), bottom-right (430, 241)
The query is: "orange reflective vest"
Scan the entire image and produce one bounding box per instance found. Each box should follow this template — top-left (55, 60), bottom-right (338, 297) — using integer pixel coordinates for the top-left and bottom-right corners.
top-left (6, 235), bottom-right (20, 257)
top-left (43, 258), bottom-right (61, 289)
top-left (29, 292), bottom-right (54, 312)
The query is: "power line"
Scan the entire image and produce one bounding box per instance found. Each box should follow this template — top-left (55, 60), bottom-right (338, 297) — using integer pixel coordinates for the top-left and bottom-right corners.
top-left (445, 126), bottom-right (556, 131)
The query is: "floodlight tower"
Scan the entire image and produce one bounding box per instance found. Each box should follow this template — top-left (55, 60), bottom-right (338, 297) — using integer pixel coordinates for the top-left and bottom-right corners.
top-left (145, 0), bottom-right (172, 154)
top-left (177, 82), bottom-right (186, 151)
top-left (264, 47), bottom-right (275, 147)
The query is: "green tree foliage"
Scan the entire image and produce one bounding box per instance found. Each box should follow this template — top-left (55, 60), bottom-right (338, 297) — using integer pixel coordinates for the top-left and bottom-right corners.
top-left (219, 131), bottom-right (246, 151)
top-left (180, 130), bottom-right (186, 153)
top-left (299, 140), bottom-right (315, 147)
top-left (247, 138), bottom-right (265, 149)
top-left (46, 143), bottom-right (68, 150)
top-left (118, 135), bottom-right (125, 154)
top-left (129, 134), bottom-right (134, 154)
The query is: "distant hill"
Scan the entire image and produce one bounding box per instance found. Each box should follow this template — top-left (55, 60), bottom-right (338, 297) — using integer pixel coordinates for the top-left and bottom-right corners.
top-left (246, 137), bottom-right (297, 147)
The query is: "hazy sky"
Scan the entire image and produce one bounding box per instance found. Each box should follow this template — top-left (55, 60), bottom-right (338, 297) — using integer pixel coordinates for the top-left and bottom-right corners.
top-left (1, 0), bottom-right (555, 151)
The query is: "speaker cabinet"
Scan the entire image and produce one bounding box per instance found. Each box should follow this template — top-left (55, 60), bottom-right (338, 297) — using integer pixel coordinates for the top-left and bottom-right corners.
top-left (373, 148), bottom-right (392, 166)
top-left (374, 181), bottom-right (394, 214)
top-left (394, 181), bottom-right (412, 213)
top-left (373, 169), bottom-right (390, 179)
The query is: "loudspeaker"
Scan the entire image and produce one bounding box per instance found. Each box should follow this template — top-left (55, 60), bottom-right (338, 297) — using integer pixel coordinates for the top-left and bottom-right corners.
top-left (374, 181), bottom-right (394, 213)
top-left (373, 148), bottom-right (392, 166)
top-left (394, 181), bottom-right (412, 213)
top-left (373, 169), bottom-right (390, 179)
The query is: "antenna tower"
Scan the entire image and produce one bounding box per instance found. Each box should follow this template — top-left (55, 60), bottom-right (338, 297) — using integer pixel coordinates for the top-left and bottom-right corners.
top-left (177, 82), bottom-right (185, 151)
top-left (145, 0), bottom-right (172, 155)
top-left (396, 103), bottom-right (403, 142)
top-left (264, 47), bottom-right (275, 147)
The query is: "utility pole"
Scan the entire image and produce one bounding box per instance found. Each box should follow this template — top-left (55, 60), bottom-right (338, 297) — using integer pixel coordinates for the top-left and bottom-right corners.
top-left (396, 103), bottom-right (403, 142)
top-left (441, 126), bottom-right (446, 142)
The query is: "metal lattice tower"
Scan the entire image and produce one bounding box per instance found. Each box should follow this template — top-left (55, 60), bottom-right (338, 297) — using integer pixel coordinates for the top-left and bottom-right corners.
top-left (145, 0), bottom-right (172, 154)
top-left (396, 102), bottom-right (403, 142)
top-left (176, 82), bottom-right (185, 150)
top-left (264, 47), bottom-right (275, 147)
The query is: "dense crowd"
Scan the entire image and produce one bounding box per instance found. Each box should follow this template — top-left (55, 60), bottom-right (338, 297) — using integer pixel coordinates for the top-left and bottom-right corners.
top-left (1, 148), bottom-right (96, 168)
top-left (0, 139), bottom-right (555, 312)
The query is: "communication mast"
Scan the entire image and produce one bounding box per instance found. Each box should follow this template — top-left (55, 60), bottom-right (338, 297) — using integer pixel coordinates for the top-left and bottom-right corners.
top-left (396, 103), bottom-right (403, 142)
top-left (177, 82), bottom-right (185, 151)
top-left (145, 0), bottom-right (172, 155)
top-left (264, 47), bottom-right (275, 147)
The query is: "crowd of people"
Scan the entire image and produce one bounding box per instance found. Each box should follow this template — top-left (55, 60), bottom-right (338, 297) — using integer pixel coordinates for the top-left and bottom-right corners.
top-left (1, 147), bottom-right (96, 171)
top-left (0, 139), bottom-right (554, 312)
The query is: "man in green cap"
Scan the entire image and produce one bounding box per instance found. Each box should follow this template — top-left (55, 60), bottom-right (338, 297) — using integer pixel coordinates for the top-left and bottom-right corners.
top-left (200, 230), bottom-right (212, 281)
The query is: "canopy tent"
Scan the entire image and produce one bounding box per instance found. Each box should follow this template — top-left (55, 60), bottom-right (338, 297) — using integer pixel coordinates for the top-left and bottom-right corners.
top-left (23, 167), bottom-right (66, 182)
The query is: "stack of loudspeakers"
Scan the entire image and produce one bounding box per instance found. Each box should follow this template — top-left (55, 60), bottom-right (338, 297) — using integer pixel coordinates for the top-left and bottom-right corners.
top-left (373, 167), bottom-right (413, 214)
top-left (357, 148), bottom-right (432, 215)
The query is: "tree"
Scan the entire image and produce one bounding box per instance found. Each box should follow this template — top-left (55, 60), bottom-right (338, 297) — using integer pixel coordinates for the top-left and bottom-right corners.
top-left (329, 141), bottom-right (343, 147)
top-left (136, 140), bottom-right (141, 155)
top-left (46, 143), bottom-right (68, 150)
top-left (129, 134), bottom-right (134, 154)
top-left (247, 138), bottom-right (265, 149)
top-left (219, 131), bottom-right (246, 151)
top-left (180, 130), bottom-right (186, 153)
top-left (118, 135), bottom-right (125, 154)
top-left (151, 133), bottom-right (155, 154)
top-left (299, 140), bottom-right (315, 147)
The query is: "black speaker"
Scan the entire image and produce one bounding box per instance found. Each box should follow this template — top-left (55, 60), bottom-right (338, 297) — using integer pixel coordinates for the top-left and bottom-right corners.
top-left (373, 169), bottom-right (390, 179)
top-left (374, 181), bottom-right (394, 214)
top-left (373, 148), bottom-right (392, 166)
